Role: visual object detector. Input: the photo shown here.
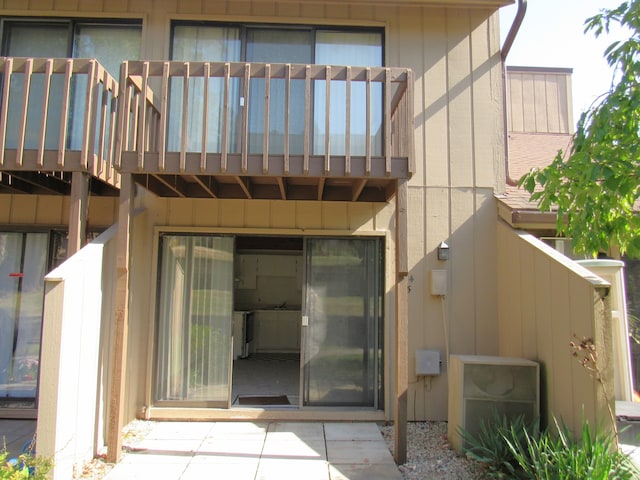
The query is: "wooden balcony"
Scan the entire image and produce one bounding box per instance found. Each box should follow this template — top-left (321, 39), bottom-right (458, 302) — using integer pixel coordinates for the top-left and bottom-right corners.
top-left (117, 61), bottom-right (414, 202)
top-left (0, 57), bottom-right (120, 196)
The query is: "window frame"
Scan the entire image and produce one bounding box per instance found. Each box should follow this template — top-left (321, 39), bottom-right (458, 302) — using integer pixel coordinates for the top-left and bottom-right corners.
top-left (0, 17), bottom-right (143, 59)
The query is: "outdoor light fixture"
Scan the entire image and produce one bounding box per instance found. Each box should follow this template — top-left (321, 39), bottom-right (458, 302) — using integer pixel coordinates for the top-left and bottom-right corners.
top-left (437, 241), bottom-right (449, 261)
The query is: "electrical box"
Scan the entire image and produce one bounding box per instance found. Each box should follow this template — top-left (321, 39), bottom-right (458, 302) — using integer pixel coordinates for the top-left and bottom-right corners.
top-left (430, 269), bottom-right (447, 295)
top-left (416, 349), bottom-right (441, 376)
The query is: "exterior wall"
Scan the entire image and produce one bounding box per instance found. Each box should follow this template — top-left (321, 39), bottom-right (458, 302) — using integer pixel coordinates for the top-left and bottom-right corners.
top-left (119, 212), bottom-right (150, 424)
top-left (133, 193), bottom-right (397, 417)
top-left (497, 220), bottom-right (614, 437)
top-left (506, 66), bottom-right (574, 134)
top-left (0, 194), bottom-right (118, 229)
top-left (38, 224), bottom-right (118, 479)
top-left (1, 0), bottom-right (506, 421)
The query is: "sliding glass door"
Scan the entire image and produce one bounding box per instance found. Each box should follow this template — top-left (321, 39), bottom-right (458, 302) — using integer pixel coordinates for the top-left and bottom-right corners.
top-left (155, 235), bottom-right (234, 406)
top-left (169, 23), bottom-right (383, 157)
top-left (302, 237), bottom-right (383, 407)
top-left (0, 233), bottom-right (49, 404)
top-left (246, 28), bottom-right (311, 155)
top-left (169, 26), bottom-right (241, 153)
top-left (313, 31), bottom-right (383, 157)
top-left (1, 20), bottom-right (141, 152)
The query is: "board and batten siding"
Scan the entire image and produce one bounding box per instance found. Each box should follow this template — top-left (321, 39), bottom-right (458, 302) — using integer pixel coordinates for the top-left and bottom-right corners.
top-left (0, 194), bottom-right (118, 227)
top-left (497, 221), bottom-right (614, 438)
top-left (1, 0), bottom-right (506, 422)
top-left (507, 67), bottom-right (574, 134)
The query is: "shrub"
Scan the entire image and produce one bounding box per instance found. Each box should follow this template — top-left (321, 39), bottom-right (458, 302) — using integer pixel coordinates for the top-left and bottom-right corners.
top-left (461, 412), bottom-right (639, 480)
top-left (505, 418), bottom-right (639, 480)
top-left (459, 410), bottom-right (532, 479)
top-left (0, 445), bottom-right (53, 480)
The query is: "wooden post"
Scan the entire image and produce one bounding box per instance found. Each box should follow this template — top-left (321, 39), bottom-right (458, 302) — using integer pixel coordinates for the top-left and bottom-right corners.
top-left (394, 178), bottom-right (409, 464)
top-left (67, 171), bottom-right (89, 257)
top-left (106, 173), bottom-right (134, 464)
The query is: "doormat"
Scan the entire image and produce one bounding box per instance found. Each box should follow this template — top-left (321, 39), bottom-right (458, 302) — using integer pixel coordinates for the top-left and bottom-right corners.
top-left (236, 395), bottom-right (290, 406)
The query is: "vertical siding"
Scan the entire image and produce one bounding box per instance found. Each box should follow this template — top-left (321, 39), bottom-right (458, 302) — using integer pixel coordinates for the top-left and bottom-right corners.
top-left (422, 8), bottom-right (449, 188)
top-left (473, 191), bottom-right (498, 354)
top-left (497, 221), bottom-right (613, 437)
top-left (2, 0), bottom-right (506, 422)
top-left (446, 9), bottom-right (474, 188)
top-left (507, 69), bottom-right (574, 134)
top-left (149, 197), bottom-right (393, 234)
top-left (125, 212), bottom-right (152, 422)
top-left (0, 194), bottom-right (117, 228)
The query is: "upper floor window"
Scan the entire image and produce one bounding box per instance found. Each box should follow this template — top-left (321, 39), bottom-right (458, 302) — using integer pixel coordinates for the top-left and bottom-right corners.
top-left (0, 19), bottom-right (141, 150)
top-left (169, 23), bottom-right (383, 156)
top-left (1, 19), bottom-right (141, 75)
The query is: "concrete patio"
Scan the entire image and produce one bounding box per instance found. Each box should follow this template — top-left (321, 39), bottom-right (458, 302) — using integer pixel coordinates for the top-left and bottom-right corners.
top-left (103, 421), bottom-right (402, 480)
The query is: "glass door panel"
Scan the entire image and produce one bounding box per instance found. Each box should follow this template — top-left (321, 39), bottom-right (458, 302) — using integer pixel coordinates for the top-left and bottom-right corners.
top-left (246, 29), bottom-right (312, 155)
top-left (69, 24), bottom-right (142, 151)
top-left (314, 31), bottom-right (383, 156)
top-left (169, 26), bottom-right (241, 153)
top-left (3, 23), bottom-right (69, 151)
top-left (302, 237), bottom-right (383, 407)
top-left (155, 235), bottom-right (234, 406)
top-left (0, 232), bottom-right (48, 403)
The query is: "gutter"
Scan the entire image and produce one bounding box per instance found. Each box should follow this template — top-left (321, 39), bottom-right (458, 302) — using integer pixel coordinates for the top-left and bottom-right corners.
top-left (501, 0), bottom-right (528, 186)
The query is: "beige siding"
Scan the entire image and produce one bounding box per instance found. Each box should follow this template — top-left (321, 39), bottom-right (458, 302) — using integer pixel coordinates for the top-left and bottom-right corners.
top-left (2, 0), bottom-right (506, 422)
top-left (124, 212), bottom-right (153, 422)
top-left (131, 194), bottom-right (398, 417)
top-left (39, 225), bottom-right (118, 479)
top-left (497, 221), bottom-right (613, 436)
top-left (0, 194), bottom-right (118, 228)
top-left (507, 68), bottom-right (574, 134)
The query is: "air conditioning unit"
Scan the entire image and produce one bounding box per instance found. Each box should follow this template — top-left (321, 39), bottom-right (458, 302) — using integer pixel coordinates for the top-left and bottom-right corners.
top-left (448, 354), bottom-right (539, 454)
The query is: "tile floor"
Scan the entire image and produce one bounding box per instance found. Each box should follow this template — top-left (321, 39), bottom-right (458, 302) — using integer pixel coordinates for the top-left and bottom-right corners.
top-left (104, 421), bottom-right (403, 480)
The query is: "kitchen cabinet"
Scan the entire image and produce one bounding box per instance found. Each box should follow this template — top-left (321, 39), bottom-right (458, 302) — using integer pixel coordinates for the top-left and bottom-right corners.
top-left (252, 310), bottom-right (301, 353)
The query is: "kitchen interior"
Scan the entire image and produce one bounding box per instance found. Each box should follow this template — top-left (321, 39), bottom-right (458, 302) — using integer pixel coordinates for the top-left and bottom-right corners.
top-left (232, 236), bottom-right (303, 407)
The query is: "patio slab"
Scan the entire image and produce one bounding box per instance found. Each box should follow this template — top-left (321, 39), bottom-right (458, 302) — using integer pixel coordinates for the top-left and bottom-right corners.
top-left (326, 439), bottom-right (398, 465)
top-left (103, 421), bottom-right (401, 480)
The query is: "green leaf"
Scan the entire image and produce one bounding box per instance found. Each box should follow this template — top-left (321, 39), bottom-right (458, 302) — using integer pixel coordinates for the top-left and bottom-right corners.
top-left (517, 0), bottom-right (640, 259)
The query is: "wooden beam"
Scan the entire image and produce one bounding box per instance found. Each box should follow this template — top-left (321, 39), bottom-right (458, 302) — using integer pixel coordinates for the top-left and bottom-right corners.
top-left (180, 62), bottom-right (190, 173)
top-left (0, 172), bottom-right (34, 193)
top-left (241, 63), bottom-right (250, 174)
top-left (277, 176), bottom-right (287, 200)
top-left (234, 175), bottom-right (252, 199)
top-left (119, 152), bottom-right (410, 179)
top-left (3, 171), bottom-right (69, 195)
top-left (107, 173), bottom-right (134, 464)
top-left (263, 64), bottom-right (270, 174)
top-left (350, 178), bottom-right (367, 202)
top-left (67, 171), bottom-right (89, 256)
top-left (154, 174), bottom-right (188, 198)
top-left (192, 175), bottom-right (218, 198)
top-left (317, 177), bottom-right (325, 201)
top-left (394, 178), bottom-right (408, 465)
top-left (0, 58), bottom-right (13, 167)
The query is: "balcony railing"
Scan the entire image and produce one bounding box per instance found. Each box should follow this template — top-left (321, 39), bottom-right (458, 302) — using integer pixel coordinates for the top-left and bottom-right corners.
top-left (0, 57), bottom-right (413, 200)
top-left (0, 57), bottom-right (120, 192)
top-left (117, 61), bottom-right (414, 181)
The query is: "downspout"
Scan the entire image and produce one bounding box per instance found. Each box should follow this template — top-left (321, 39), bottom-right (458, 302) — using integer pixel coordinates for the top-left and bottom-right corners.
top-left (501, 0), bottom-right (527, 186)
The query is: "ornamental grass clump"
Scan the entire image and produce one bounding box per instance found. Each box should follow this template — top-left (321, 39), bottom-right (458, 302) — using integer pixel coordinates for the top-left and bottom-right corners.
top-left (506, 417), bottom-right (638, 480)
top-left (461, 413), bottom-right (639, 480)
top-left (459, 410), bottom-right (532, 479)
